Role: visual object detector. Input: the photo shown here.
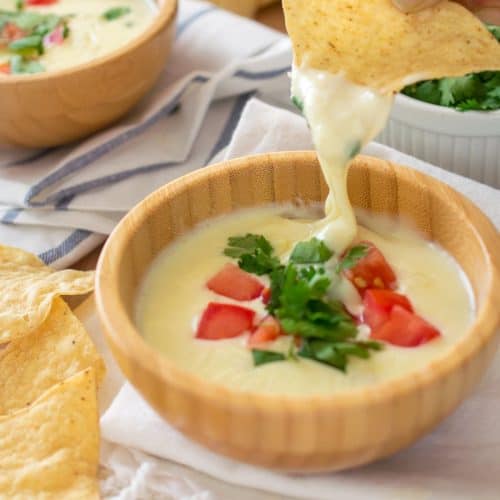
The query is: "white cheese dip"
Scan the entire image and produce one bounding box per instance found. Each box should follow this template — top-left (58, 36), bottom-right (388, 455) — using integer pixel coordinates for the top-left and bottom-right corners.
top-left (136, 205), bottom-right (474, 396)
top-left (291, 66), bottom-right (393, 253)
top-left (0, 0), bottom-right (156, 73)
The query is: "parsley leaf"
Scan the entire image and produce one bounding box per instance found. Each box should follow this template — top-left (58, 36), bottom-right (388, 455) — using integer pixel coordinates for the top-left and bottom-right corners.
top-left (336, 244), bottom-right (369, 273)
top-left (102, 7), bottom-right (131, 21)
top-left (291, 95), bottom-right (303, 112)
top-left (224, 234), bottom-right (280, 275)
top-left (289, 237), bottom-right (333, 264)
top-left (401, 24), bottom-right (500, 112)
top-left (10, 54), bottom-right (44, 74)
top-left (252, 349), bottom-right (286, 366)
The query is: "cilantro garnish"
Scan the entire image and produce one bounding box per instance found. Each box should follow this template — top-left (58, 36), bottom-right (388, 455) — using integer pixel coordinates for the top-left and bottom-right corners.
top-left (224, 235), bottom-right (381, 371)
top-left (335, 244), bottom-right (369, 273)
top-left (252, 349), bottom-right (286, 366)
top-left (224, 234), bottom-right (280, 276)
top-left (289, 237), bottom-right (332, 264)
top-left (401, 24), bottom-right (500, 112)
top-left (10, 54), bottom-right (44, 74)
top-left (291, 95), bottom-right (303, 112)
top-left (102, 7), bottom-right (131, 21)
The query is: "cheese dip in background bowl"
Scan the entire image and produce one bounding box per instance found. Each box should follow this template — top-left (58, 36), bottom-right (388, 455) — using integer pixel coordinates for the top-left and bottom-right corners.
top-left (0, 0), bottom-right (177, 147)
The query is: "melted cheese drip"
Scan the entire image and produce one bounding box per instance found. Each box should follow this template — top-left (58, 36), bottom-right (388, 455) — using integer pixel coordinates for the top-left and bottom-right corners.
top-left (0, 0), bottom-right (155, 72)
top-left (136, 206), bottom-right (474, 396)
top-left (291, 67), bottom-right (393, 253)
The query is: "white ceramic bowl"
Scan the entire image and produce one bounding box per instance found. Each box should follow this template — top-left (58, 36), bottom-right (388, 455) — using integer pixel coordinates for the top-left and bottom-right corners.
top-left (377, 94), bottom-right (500, 188)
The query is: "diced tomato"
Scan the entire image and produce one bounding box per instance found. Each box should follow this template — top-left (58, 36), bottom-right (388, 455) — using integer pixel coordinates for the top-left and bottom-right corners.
top-left (0, 63), bottom-right (10, 75)
top-left (261, 287), bottom-right (271, 304)
top-left (370, 305), bottom-right (441, 347)
top-left (363, 289), bottom-right (413, 329)
top-left (206, 263), bottom-right (264, 301)
top-left (344, 242), bottom-right (397, 294)
top-left (248, 316), bottom-right (282, 346)
top-left (196, 302), bottom-right (255, 340)
top-left (26, 0), bottom-right (59, 5)
top-left (1, 23), bottom-right (26, 45)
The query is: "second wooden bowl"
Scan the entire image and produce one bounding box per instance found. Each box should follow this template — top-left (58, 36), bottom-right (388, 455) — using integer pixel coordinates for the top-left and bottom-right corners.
top-left (96, 152), bottom-right (500, 471)
top-left (0, 0), bottom-right (177, 148)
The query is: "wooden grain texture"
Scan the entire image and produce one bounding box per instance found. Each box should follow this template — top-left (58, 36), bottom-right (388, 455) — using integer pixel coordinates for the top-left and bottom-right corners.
top-left (208, 0), bottom-right (279, 18)
top-left (0, 0), bottom-right (177, 148)
top-left (95, 152), bottom-right (500, 472)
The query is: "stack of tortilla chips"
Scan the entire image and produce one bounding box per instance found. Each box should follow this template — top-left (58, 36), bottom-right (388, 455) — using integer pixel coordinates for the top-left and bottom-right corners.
top-left (0, 245), bottom-right (105, 498)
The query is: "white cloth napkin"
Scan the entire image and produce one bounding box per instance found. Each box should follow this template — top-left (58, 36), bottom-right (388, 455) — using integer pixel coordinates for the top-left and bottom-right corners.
top-left (0, 0), bottom-right (291, 268)
top-left (96, 99), bottom-right (500, 500)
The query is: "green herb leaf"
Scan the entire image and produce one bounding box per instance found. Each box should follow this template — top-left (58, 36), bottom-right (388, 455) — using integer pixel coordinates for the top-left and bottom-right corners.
top-left (9, 34), bottom-right (43, 54)
top-left (9, 54), bottom-right (44, 74)
top-left (289, 237), bottom-right (333, 264)
top-left (102, 6), bottom-right (131, 21)
top-left (401, 24), bottom-right (500, 112)
top-left (16, 0), bottom-right (24, 12)
top-left (336, 244), bottom-right (369, 273)
top-left (252, 349), bottom-right (286, 367)
top-left (224, 234), bottom-right (280, 276)
top-left (291, 95), bottom-right (303, 112)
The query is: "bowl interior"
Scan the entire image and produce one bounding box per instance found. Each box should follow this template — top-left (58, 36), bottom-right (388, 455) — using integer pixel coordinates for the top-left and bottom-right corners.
top-left (111, 153), bottom-right (498, 323)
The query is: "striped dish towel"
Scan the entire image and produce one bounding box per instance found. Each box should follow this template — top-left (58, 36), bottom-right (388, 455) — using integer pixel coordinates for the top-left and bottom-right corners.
top-left (0, 0), bottom-right (292, 268)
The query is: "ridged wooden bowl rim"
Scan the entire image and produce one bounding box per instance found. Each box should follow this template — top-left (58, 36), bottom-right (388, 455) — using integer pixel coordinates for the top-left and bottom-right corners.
top-left (96, 152), bottom-right (500, 414)
top-left (0, 0), bottom-right (177, 85)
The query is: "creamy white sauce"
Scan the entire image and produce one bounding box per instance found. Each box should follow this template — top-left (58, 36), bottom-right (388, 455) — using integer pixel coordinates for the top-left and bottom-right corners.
top-left (136, 205), bottom-right (474, 396)
top-left (0, 0), bottom-right (155, 72)
top-left (291, 66), bottom-right (393, 253)
top-left (135, 64), bottom-right (474, 396)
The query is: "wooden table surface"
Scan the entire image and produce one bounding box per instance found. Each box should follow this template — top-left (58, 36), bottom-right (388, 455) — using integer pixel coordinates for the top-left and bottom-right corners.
top-left (74, 3), bottom-right (286, 271)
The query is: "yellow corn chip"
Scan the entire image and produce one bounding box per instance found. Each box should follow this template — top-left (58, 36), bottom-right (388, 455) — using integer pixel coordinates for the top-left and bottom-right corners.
top-left (0, 245), bottom-right (94, 343)
top-left (0, 368), bottom-right (99, 499)
top-left (0, 297), bottom-right (105, 415)
top-left (283, 0), bottom-right (500, 93)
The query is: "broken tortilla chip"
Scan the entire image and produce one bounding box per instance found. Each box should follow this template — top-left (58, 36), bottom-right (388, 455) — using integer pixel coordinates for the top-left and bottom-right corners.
top-left (0, 368), bottom-right (99, 499)
top-left (283, 0), bottom-right (500, 93)
top-left (0, 297), bottom-right (105, 415)
top-left (0, 245), bottom-right (94, 343)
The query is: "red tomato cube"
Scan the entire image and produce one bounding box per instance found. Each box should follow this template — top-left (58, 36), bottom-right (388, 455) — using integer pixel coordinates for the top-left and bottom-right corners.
top-left (248, 316), bottom-right (282, 347)
top-left (363, 289), bottom-right (413, 329)
top-left (206, 263), bottom-right (264, 301)
top-left (196, 302), bottom-right (255, 340)
top-left (370, 305), bottom-right (441, 347)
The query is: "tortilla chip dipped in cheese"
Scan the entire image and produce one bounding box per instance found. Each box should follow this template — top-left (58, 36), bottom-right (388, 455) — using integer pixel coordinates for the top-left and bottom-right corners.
top-left (0, 368), bottom-right (99, 499)
top-left (283, 0), bottom-right (500, 93)
top-left (0, 245), bottom-right (95, 343)
top-left (0, 297), bottom-right (105, 415)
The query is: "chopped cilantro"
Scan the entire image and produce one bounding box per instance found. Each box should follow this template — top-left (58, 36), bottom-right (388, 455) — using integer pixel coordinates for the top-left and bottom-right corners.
top-left (102, 6), bottom-right (132, 21)
top-left (224, 234), bottom-right (280, 275)
top-left (226, 234), bottom-right (381, 372)
top-left (10, 54), bottom-right (44, 74)
top-left (252, 349), bottom-right (286, 366)
top-left (16, 0), bottom-right (24, 12)
top-left (291, 95), bottom-right (303, 112)
top-left (336, 244), bottom-right (369, 273)
top-left (9, 34), bottom-right (43, 55)
top-left (401, 24), bottom-right (500, 112)
top-left (289, 237), bottom-right (333, 264)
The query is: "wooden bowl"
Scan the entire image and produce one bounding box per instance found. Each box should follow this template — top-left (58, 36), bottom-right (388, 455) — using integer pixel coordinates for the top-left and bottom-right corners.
top-left (0, 0), bottom-right (177, 148)
top-left (96, 152), bottom-right (500, 472)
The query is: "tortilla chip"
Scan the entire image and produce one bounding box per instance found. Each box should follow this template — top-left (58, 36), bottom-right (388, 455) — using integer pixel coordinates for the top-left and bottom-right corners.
top-left (0, 245), bottom-right (94, 343)
top-left (0, 297), bottom-right (105, 415)
top-left (283, 0), bottom-right (500, 93)
top-left (0, 368), bottom-right (99, 499)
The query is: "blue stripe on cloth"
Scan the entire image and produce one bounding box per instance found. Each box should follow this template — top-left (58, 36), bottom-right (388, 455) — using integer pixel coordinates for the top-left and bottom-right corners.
top-left (234, 66), bottom-right (291, 80)
top-left (1, 207), bottom-right (22, 224)
top-left (207, 92), bottom-right (255, 162)
top-left (39, 161), bottom-right (180, 205)
top-left (177, 5), bottom-right (216, 37)
top-left (38, 229), bottom-right (93, 265)
top-left (24, 74), bottom-right (209, 207)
